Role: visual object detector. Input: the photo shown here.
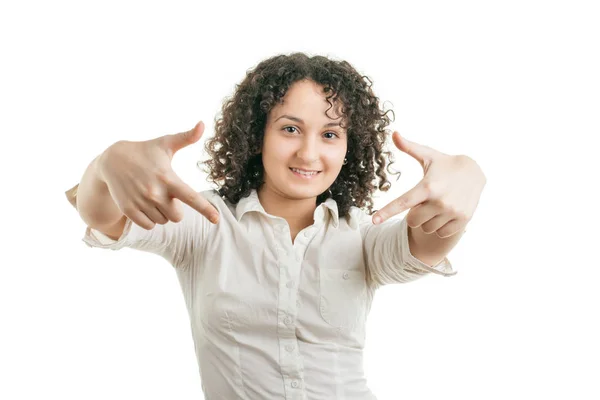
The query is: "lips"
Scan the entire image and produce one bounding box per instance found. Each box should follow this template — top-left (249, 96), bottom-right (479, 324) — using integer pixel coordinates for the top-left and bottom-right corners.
top-left (290, 167), bottom-right (321, 177)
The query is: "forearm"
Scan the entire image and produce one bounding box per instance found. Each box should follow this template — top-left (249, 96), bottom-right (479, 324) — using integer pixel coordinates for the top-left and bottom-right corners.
top-left (67, 152), bottom-right (123, 229)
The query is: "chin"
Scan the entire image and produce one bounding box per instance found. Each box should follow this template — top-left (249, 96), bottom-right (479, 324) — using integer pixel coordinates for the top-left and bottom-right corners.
top-left (283, 187), bottom-right (324, 200)
top-left (277, 181), bottom-right (329, 200)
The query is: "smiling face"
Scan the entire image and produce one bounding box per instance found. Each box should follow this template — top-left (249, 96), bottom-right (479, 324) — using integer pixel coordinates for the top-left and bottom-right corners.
top-left (260, 79), bottom-right (348, 202)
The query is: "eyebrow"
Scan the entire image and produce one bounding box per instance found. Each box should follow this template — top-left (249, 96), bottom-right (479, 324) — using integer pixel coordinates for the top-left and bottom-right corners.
top-left (275, 114), bottom-right (343, 128)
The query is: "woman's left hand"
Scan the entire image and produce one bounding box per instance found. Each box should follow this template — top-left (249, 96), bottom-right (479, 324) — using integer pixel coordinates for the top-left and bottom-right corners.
top-left (373, 132), bottom-right (486, 239)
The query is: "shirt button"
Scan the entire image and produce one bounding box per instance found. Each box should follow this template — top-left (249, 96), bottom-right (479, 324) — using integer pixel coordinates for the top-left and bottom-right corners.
top-left (295, 254), bottom-right (302, 262)
top-left (342, 272), bottom-right (350, 280)
top-left (284, 316), bottom-right (293, 325)
top-left (285, 344), bottom-right (295, 352)
top-left (291, 380), bottom-right (299, 388)
top-left (303, 230), bottom-right (311, 238)
top-left (286, 281), bottom-right (294, 288)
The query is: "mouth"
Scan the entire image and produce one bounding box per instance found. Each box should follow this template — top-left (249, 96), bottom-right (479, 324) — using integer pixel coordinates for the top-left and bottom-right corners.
top-left (289, 167), bottom-right (322, 179)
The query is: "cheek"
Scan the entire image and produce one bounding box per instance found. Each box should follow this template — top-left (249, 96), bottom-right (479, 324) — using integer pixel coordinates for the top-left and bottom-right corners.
top-left (325, 147), bottom-right (347, 168)
top-left (262, 136), bottom-right (292, 170)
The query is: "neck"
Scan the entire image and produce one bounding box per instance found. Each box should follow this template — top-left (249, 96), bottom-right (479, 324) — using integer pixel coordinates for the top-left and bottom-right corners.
top-left (257, 185), bottom-right (316, 228)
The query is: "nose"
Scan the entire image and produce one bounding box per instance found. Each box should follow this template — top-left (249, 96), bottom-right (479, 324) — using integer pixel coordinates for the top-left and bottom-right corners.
top-left (296, 136), bottom-right (319, 164)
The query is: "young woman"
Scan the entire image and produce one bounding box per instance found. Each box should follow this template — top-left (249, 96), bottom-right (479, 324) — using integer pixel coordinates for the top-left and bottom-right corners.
top-left (66, 52), bottom-right (486, 399)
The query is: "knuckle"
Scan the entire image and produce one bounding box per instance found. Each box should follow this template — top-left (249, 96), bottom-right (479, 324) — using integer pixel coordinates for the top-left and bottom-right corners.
top-left (432, 197), bottom-right (447, 208)
top-left (396, 198), bottom-right (408, 209)
top-left (109, 140), bottom-right (127, 152)
top-left (169, 201), bottom-right (184, 222)
top-left (107, 140), bottom-right (132, 159)
top-left (456, 154), bottom-right (473, 165)
top-left (137, 217), bottom-right (154, 230)
top-left (144, 186), bottom-right (163, 203)
top-left (170, 210), bottom-right (184, 222)
top-left (421, 180), bottom-right (437, 196)
top-left (456, 209), bottom-right (469, 220)
top-left (442, 202), bottom-right (460, 216)
top-left (156, 171), bottom-right (174, 185)
top-left (434, 197), bottom-right (449, 209)
top-left (391, 199), bottom-right (406, 213)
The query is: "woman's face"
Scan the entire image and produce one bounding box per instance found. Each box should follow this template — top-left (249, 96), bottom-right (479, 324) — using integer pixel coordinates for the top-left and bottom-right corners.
top-left (261, 79), bottom-right (348, 202)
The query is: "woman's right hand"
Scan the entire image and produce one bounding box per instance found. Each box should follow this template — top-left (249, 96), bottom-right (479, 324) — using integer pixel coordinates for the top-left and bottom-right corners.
top-left (97, 121), bottom-right (220, 230)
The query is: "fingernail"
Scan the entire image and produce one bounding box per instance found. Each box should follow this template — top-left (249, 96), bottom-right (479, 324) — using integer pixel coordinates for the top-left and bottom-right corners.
top-left (373, 215), bottom-right (382, 224)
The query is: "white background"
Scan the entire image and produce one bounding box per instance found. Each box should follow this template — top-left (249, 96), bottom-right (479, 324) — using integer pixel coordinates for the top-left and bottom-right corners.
top-left (1, 0), bottom-right (599, 399)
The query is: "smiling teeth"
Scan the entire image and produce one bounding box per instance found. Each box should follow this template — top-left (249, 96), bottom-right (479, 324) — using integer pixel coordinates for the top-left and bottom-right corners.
top-left (291, 168), bottom-right (319, 176)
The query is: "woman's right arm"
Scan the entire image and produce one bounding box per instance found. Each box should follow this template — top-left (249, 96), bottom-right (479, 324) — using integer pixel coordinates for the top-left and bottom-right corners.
top-left (66, 121), bottom-right (221, 264)
top-left (70, 152), bottom-right (126, 240)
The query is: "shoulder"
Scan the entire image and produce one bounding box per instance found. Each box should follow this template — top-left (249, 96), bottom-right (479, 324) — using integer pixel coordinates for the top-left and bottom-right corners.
top-left (198, 188), bottom-right (237, 218)
top-left (199, 188), bottom-right (222, 203)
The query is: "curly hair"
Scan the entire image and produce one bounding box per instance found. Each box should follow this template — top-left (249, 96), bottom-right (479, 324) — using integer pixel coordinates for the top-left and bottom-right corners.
top-left (199, 52), bottom-right (398, 218)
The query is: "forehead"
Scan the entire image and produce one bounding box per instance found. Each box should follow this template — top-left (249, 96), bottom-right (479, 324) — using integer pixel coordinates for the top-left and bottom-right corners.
top-left (270, 80), bottom-right (346, 122)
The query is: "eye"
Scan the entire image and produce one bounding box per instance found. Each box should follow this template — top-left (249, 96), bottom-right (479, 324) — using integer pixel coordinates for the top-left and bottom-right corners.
top-left (283, 126), bottom-right (339, 139)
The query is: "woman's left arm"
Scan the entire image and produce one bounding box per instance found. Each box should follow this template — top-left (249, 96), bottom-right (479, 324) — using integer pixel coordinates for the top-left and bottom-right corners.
top-left (373, 132), bottom-right (487, 266)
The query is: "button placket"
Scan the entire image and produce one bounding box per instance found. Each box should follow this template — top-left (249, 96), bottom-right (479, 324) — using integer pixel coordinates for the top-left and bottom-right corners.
top-left (274, 219), bottom-right (305, 397)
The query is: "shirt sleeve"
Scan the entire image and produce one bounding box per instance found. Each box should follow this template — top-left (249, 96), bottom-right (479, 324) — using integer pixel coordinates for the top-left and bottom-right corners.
top-left (78, 191), bottom-right (214, 269)
top-left (358, 210), bottom-right (457, 287)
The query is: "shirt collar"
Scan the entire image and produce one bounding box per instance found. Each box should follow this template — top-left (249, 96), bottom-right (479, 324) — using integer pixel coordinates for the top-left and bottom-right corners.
top-left (235, 189), bottom-right (340, 228)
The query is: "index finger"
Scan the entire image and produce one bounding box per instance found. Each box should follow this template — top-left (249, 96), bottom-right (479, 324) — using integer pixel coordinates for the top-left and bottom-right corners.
top-left (168, 179), bottom-right (220, 224)
top-left (373, 184), bottom-right (427, 224)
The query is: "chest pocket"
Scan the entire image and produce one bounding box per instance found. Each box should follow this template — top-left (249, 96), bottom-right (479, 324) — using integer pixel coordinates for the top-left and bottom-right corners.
top-left (319, 268), bottom-right (368, 332)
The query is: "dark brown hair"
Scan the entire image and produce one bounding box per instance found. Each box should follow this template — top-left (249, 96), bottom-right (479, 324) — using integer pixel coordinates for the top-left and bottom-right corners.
top-left (199, 52), bottom-right (398, 217)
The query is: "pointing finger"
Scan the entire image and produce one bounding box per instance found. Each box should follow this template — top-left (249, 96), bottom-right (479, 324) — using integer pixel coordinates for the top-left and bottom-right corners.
top-left (167, 180), bottom-right (220, 224)
top-left (372, 183), bottom-right (428, 224)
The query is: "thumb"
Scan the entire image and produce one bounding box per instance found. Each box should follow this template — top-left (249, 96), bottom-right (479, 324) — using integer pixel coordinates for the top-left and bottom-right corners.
top-left (164, 121), bottom-right (205, 157)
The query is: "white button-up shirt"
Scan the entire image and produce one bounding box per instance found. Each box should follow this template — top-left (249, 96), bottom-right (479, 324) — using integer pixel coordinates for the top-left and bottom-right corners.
top-left (82, 189), bottom-right (456, 399)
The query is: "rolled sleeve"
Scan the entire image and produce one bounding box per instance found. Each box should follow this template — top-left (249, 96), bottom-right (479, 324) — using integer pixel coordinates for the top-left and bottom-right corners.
top-left (83, 217), bottom-right (141, 250)
top-left (360, 212), bottom-right (457, 287)
top-left (74, 190), bottom-right (217, 269)
top-left (81, 209), bottom-right (199, 268)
